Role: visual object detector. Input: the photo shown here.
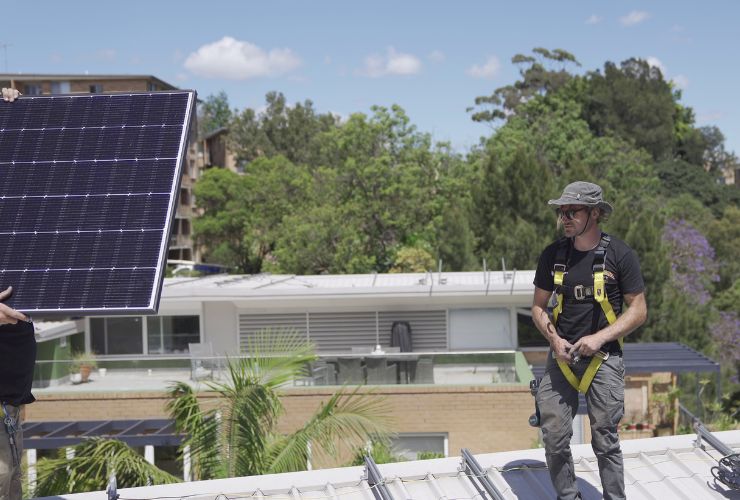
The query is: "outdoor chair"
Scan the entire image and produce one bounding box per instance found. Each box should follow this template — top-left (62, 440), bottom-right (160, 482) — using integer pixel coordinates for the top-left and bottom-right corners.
top-left (188, 342), bottom-right (217, 381)
top-left (412, 358), bottom-right (434, 384)
top-left (365, 357), bottom-right (398, 385)
top-left (337, 358), bottom-right (364, 384)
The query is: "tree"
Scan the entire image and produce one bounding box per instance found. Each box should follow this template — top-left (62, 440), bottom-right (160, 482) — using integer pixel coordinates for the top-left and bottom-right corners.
top-left (655, 159), bottom-right (729, 216)
top-left (192, 168), bottom-right (257, 272)
top-left (168, 331), bottom-right (392, 478)
top-left (229, 91), bottom-right (338, 165)
top-left (580, 58), bottom-right (677, 161)
top-left (198, 91), bottom-right (233, 136)
top-left (469, 47), bottom-right (580, 123)
top-left (34, 438), bottom-right (180, 496)
top-left (472, 142), bottom-right (558, 270)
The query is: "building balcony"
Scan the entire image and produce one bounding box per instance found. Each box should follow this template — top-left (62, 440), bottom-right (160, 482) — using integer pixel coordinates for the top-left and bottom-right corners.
top-left (169, 234), bottom-right (192, 248)
top-left (32, 350), bottom-right (532, 394)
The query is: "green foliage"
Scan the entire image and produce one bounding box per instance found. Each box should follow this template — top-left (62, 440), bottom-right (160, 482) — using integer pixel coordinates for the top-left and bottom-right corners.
top-left (469, 47), bottom-right (580, 122)
top-left (169, 330), bottom-right (393, 479)
top-left (229, 91), bottom-right (337, 165)
top-left (34, 438), bottom-right (180, 496)
top-left (349, 440), bottom-right (406, 466)
top-left (707, 206), bottom-right (740, 290)
top-left (580, 58), bottom-right (677, 161)
top-left (390, 245), bottom-right (436, 273)
top-left (198, 91), bottom-right (233, 137)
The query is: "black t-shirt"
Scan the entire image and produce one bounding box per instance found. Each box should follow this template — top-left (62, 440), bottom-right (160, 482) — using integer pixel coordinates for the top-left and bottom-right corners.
top-left (0, 321), bottom-right (37, 406)
top-left (533, 234), bottom-right (645, 353)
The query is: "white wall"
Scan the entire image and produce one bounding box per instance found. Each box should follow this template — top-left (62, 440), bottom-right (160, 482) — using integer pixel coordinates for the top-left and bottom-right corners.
top-left (202, 301), bottom-right (239, 355)
top-left (448, 308), bottom-right (514, 350)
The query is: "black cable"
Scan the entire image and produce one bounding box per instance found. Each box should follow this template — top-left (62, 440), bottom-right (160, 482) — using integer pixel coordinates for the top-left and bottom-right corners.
top-left (711, 452), bottom-right (740, 491)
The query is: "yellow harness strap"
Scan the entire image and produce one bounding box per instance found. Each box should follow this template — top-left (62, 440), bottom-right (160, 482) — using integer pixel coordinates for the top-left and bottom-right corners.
top-left (553, 235), bottom-right (622, 394)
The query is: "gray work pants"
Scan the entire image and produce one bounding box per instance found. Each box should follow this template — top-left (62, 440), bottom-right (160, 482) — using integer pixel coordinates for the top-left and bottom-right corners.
top-left (0, 405), bottom-right (22, 500)
top-left (535, 352), bottom-right (626, 500)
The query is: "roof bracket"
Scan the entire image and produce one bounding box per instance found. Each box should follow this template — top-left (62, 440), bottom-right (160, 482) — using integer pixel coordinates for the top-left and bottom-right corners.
top-left (364, 455), bottom-right (395, 500)
top-left (460, 448), bottom-right (506, 500)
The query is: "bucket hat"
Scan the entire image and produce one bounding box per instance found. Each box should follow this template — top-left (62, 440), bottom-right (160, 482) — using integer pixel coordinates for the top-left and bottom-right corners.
top-left (547, 181), bottom-right (613, 215)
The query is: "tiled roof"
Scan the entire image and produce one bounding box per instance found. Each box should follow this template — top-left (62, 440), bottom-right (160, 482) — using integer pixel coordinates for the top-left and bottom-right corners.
top-left (42, 430), bottom-right (740, 500)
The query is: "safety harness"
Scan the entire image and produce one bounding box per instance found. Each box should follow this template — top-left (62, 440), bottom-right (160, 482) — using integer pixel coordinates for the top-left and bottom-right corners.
top-left (2, 402), bottom-right (20, 468)
top-left (551, 232), bottom-right (622, 394)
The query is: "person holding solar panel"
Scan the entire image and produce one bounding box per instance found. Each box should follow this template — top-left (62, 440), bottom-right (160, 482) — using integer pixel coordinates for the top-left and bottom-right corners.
top-left (1, 87), bottom-right (36, 500)
top-left (531, 181), bottom-right (647, 500)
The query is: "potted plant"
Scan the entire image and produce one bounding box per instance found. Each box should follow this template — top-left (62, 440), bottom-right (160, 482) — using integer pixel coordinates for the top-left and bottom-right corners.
top-left (70, 351), bottom-right (98, 383)
top-left (651, 385), bottom-right (680, 436)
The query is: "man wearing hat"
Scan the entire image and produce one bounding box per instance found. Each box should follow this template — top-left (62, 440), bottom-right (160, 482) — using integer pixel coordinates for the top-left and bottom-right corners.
top-left (531, 181), bottom-right (647, 500)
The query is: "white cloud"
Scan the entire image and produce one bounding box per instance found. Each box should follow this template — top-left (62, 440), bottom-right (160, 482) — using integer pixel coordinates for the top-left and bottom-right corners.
top-left (671, 74), bottom-right (689, 90)
top-left (620, 10), bottom-right (650, 26)
top-left (428, 50), bottom-right (446, 63)
top-left (646, 56), bottom-right (666, 75)
top-left (359, 47), bottom-right (422, 77)
top-left (585, 15), bottom-right (602, 25)
top-left (467, 56), bottom-right (501, 79)
top-left (184, 36), bottom-right (301, 80)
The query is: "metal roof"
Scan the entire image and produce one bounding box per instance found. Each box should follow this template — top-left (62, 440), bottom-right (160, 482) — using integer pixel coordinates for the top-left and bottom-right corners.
top-left (23, 419), bottom-right (180, 450)
top-left (531, 342), bottom-right (721, 379)
top-left (530, 342), bottom-right (720, 416)
top-left (161, 271), bottom-right (536, 300)
top-left (39, 430), bottom-right (740, 500)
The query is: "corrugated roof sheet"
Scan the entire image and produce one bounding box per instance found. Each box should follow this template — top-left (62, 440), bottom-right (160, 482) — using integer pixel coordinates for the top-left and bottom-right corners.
top-left (41, 430), bottom-right (740, 500)
top-left (161, 271), bottom-right (536, 299)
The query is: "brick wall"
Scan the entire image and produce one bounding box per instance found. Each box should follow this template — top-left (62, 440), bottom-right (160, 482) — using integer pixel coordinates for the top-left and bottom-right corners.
top-left (25, 385), bottom-right (539, 466)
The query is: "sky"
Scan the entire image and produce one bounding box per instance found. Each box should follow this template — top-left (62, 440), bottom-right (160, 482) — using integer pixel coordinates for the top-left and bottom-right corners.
top-left (5, 1), bottom-right (739, 155)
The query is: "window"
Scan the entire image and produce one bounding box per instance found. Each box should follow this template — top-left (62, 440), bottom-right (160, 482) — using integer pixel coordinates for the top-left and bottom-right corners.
top-left (50, 81), bottom-right (70, 94)
top-left (24, 84), bottom-right (42, 95)
top-left (147, 316), bottom-right (200, 354)
top-left (147, 82), bottom-right (158, 91)
top-left (91, 315), bottom-right (199, 355)
top-left (516, 309), bottom-right (547, 347)
top-left (391, 434), bottom-right (447, 460)
top-left (89, 84), bottom-right (104, 93)
top-left (91, 317), bottom-right (143, 355)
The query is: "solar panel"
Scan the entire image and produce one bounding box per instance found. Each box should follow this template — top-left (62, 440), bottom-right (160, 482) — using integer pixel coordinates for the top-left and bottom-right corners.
top-left (0, 91), bottom-right (195, 314)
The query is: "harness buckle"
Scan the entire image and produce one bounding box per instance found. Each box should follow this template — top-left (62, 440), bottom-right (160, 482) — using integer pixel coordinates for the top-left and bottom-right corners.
top-left (574, 285), bottom-right (586, 300)
top-left (553, 264), bottom-right (567, 273)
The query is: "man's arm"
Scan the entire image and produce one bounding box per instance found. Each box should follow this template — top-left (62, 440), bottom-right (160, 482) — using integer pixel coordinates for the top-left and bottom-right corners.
top-left (532, 286), bottom-right (574, 362)
top-left (572, 291), bottom-right (647, 356)
top-left (0, 286), bottom-right (29, 325)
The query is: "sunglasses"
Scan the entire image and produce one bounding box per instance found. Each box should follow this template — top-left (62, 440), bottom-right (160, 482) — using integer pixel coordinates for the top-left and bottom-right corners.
top-left (556, 207), bottom-right (588, 220)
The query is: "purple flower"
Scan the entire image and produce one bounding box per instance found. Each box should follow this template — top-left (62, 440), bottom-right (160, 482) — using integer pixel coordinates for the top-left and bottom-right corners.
top-left (662, 219), bottom-right (719, 306)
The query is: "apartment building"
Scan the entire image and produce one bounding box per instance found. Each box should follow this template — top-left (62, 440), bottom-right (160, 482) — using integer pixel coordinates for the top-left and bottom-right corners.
top-left (0, 73), bottom-right (201, 262)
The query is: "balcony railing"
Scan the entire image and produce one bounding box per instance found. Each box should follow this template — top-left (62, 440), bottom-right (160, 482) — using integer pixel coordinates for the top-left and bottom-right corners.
top-left (32, 351), bottom-right (534, 392)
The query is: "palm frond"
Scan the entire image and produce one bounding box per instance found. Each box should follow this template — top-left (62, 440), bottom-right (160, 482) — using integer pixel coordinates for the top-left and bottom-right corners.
top-left (34, 438), bottom-right (180, 496)
top-left (165, 381), bottom-right (223, 480)
top-left (266, 386), bottom-right (393, 473)
top-left (203, 328), bottom-right (317, 477)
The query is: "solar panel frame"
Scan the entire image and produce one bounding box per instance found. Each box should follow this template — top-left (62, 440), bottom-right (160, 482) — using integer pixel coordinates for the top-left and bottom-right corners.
top-left (0, 90), bottom-right (196, 315)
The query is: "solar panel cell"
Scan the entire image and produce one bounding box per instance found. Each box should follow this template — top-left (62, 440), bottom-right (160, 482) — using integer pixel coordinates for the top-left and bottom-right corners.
top-left (0, 91), bottom-right (194, 314)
